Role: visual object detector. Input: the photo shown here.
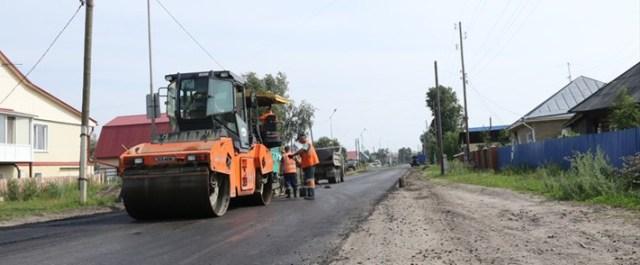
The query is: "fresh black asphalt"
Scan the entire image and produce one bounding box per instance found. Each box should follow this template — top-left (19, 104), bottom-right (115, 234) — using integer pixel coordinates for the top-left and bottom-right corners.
top-left (0, 167), bottom-right (407, 265)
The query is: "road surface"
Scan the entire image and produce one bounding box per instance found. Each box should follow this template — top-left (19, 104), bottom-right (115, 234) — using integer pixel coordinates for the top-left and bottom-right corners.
top-left (0, 167), bottom-right (405, 265)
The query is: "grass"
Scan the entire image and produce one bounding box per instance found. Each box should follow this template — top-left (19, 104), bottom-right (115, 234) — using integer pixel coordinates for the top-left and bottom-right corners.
top-left (423, 156), bottom-right (640, 210)
top-left (0, 181), bottom-right (118, 222)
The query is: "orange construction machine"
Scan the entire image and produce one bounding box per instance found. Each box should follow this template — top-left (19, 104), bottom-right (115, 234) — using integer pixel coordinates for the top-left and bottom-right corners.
top-left (119, 70), bottom-right (287, 219)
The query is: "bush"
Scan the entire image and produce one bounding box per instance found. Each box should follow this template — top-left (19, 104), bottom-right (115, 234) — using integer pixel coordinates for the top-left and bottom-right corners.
top-left (447, 159), bottom-right (471, 175)
top-left (7, 178), bottom-right (21, 201)
top-left (22, 178), bottom-right (39, 201)
top-left (42, 182), bottom-right (66, 199)
top-left (544, 150), bottom-right (617, 201)
top-left (615, 153), bottom-right (640, 191)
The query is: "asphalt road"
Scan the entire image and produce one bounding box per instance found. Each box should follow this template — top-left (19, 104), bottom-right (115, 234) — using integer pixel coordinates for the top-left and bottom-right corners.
top-left (0, 167), bottom-right (406, 265)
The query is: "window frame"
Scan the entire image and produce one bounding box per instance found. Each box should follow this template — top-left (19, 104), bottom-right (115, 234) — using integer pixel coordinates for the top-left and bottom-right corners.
top-left (33, 123), bottom-right (48, 152)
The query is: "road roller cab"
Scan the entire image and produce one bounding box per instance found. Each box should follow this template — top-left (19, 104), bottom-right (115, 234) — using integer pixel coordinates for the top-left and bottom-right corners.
top-left (119, 70), bottom-right (285, 219)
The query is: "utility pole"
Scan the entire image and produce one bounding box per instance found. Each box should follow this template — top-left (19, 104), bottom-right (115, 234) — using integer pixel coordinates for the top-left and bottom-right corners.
top-left (458, 21), bottom-right (471, 163)
top-left (355, 138), bottom-right (359, 161)
top-left (435, 61), bottom-right (444, 176)
top-left (489, 117), bottom-right (492, 131)
top-left (329, 108), bottom-right (337, 139)
top-left (147, 0), bottom-right (157, 138)
top-left (79, 0), bottom-right (94, 204)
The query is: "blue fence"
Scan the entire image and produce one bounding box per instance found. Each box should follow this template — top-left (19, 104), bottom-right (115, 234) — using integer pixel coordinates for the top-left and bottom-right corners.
top-left (497, 127), bottom-right (640, 169)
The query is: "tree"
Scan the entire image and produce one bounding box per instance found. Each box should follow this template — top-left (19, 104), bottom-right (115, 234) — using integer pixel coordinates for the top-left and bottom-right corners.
top-left (314, 136), bottom-right (341, 148)
top-left (397, 147), bottom-right (413, 163)
top-left (373, 148), bottom-right (390, 165)
top-left (282, 100), bottom-right (316, 145)
top-left (426, 86), bottom-right (463, 133)
top-left (610, 87), bottom-right (640, 130)
top-left (442, 131), bottom-right (460, 160)
top-left (244, 71), bottom-right (297, 141)
top-left (425, 85), bottom-right (463, 160)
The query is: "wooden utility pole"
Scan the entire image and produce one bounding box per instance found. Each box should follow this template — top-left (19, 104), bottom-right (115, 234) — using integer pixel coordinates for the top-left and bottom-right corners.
top-left (458, 21), bottom-right (471, 163)
top-left (79, 0), bottom-right (94, 204)
top-left (434, 61), bottom-right (444, 175)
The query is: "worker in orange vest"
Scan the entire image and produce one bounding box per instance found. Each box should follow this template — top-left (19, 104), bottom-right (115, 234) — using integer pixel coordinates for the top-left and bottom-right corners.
top-left (259, 105), bottom-right (275, 124)
top-left (282, 146), bottom-right (299, 198)
top-left (288, 132), bottom-right (319, 200)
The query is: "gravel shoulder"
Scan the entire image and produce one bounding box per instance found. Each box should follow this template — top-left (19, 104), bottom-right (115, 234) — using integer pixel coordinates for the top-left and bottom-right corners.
top-left (330, 170), bottom-right (640, 265)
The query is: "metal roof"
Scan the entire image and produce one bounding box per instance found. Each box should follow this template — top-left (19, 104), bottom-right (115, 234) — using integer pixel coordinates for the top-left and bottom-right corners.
top-left (467, 125), bottom-right (509, 133)
top-left (571, 61), bottom-right (640, 112)
top-left (95, 114), bottom-right (171, 159)
top-left (523, 76), bottom-right (604, 119)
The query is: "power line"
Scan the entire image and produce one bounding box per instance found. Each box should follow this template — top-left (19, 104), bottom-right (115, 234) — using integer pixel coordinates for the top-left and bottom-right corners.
top-left (472, 0), bottom-right (540, 76)
top-left (154, 0), bottom-right (225, 70)
top-left (468, 83), bottom-right (520, 117)
top-left (469, 1), bottom-right (512, 66)
top-left (471, 0), bottom-right (532, 72)
top-left (0, 2), bottom-right (84, 105)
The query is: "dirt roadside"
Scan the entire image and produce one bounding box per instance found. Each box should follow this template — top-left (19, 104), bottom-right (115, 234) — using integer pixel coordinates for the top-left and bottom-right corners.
top-left (330, 170), bottom-right (640, 265)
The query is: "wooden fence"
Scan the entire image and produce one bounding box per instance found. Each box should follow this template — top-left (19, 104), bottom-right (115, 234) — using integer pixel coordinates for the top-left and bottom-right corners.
top-left (0, 174), bottom-right (114, 194)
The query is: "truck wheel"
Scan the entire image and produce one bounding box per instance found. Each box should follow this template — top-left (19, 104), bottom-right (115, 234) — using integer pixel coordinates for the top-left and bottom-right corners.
top-left (208, 173), bottom-right (230, 217)
top-left (328, 177), bottom-right (337, 184)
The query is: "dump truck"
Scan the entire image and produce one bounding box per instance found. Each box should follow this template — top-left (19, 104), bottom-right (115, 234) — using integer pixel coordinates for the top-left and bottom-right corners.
top-left (314, 146), bottom-right (345, 184)
top-left (119, 70), bottom-right (288, 219)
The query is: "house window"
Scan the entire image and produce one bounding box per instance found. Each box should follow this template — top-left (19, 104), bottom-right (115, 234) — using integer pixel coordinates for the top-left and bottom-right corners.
top-left (33, 124), bottom-right (48, 151)
top-left (526, 132), bottom-right (534, 143)
top-left (0, 115), bottom-right (5, 143)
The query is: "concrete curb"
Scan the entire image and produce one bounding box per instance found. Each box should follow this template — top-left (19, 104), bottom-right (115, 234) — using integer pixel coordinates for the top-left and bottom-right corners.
top-left (0, 204), bottom-right (124, 229)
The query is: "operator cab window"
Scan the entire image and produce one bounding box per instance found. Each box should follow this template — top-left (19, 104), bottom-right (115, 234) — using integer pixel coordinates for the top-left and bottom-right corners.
top-left (179, 77), bottom-right (208, 119)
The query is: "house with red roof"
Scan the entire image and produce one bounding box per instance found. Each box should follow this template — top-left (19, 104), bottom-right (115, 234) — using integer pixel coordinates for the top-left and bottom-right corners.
top-left (0, 51), bottom-right (97, 179)
top-left (95, 114), bottom-right (170, 168)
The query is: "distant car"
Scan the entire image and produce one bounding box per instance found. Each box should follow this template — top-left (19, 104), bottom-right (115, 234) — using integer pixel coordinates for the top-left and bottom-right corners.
top-left (368, 161), bottom-right (382, 168)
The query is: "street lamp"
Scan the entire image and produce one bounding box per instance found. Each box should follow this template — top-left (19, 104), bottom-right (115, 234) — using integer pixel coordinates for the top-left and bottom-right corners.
top-left (329, 108), bottom-right (337, 139)
top-left (359, 128), bottom-right (367, 152)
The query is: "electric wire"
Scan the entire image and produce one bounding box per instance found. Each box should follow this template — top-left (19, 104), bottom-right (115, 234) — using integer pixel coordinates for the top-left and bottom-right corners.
top-left (154, 0), bottom-right (225, 70)
top-left (0, 2), bottom-right (84, 105)
top-left (472, 0), bottom-right (540, 76)
top-left (471, 0), bottom-right (532, 72)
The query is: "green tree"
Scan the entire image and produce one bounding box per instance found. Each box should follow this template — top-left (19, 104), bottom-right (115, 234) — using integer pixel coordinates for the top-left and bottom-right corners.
top-left (373, 148), bottom-right (390, 165)
top-left (244, 71), bottom-right (293, 140)
top-left (424, 85), bottom-right (463, 160)
top-left (426, 86), bottom-right (463, 133)
top-left (314, 136), bottom-right (341, 148)
top-left (397, 147), bottom-right (412, 163)
top-left (610, 87), bottom-right (640, 130)
top-left (442, 131), bottom-right (460, 160)
top-left (282, 100), bottom-right (316, 145)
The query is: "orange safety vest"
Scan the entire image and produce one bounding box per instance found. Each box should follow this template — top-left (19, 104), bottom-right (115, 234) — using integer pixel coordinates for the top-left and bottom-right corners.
top-left (300, 142), bottom-right (319, 169)
top-left (259, 111), bottom-right (275, 123)
top-left (282, 152), bottom-right (298, 174)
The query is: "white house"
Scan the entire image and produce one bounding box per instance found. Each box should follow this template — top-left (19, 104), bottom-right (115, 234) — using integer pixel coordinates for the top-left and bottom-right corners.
top-left (0, 51), bottom-right (96, 179)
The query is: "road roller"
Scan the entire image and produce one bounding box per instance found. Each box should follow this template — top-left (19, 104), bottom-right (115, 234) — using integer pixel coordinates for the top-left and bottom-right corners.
top-left (119, 70), bottom-right (287, 219)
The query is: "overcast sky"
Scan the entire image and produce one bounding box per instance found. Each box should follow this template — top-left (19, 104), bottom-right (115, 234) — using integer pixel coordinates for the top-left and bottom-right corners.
top-left (1, 0), bottom-right (639, 152)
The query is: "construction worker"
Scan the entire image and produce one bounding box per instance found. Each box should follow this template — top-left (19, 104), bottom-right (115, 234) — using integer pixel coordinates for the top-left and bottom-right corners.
top-left (288, 132), bottom-right (319, 200)
top-left (259, 105), bottom-right (275, 124)
top-left (282, 146), bottom-right (299, 198)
